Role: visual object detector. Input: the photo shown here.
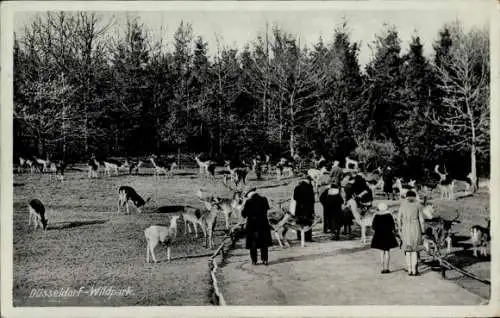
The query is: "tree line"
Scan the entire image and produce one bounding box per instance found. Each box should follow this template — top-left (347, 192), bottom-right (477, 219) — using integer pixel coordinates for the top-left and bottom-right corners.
top-left (13, 12), bottom-right (490, 179)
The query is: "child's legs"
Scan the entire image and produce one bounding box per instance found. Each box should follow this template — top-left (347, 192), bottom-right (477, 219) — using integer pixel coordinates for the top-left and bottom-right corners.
top-left (384, 250), bottom-right (391, 270)
top-left (405, 252), bottom-right (412, 272)
top-left (410, 252), bottom-right (418, 272)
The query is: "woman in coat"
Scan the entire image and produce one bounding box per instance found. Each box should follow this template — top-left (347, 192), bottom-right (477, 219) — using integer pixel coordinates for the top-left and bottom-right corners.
top-left (397, 190), bottom-right (425, 276)
top-left (241, 188), bottom-right (273, 265)
top-left (319, 183), bottom-right (344, 240)
top-left (293, 176), bottom-right (316, 242)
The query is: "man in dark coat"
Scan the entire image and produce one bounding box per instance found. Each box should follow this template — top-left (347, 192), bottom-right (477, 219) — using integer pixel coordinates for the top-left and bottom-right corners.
top-left (329, 160), bottom-right (343, 187)
top-left (319, 183), bottom-right (344, 239)
top-left (241, 188), bottom-right (272, 265)
top-left (293, 176), bottom-right (315, 242)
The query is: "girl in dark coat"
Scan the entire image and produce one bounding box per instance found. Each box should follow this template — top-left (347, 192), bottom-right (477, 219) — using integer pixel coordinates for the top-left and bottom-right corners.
top-left (319, 183), bottom-right (344, 240)
top-left (371, 202), bottom-right (399, 273)
top-left (241, 188), bottom-right (273, 265)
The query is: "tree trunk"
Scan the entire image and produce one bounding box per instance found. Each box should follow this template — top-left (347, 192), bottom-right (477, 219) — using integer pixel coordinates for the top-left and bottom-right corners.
top-left (62, 106), bottom-right (66, 160)
top-left (470, 143), bottom-right (477, 192)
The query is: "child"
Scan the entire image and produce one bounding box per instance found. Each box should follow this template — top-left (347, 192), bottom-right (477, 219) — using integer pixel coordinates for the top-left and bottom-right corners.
top-left (371, 202), bottom-right (399, 273)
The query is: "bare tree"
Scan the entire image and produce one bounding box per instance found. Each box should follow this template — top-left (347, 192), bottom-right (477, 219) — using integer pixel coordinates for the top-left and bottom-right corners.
top-left (427, 23), bottom-right (489, 189)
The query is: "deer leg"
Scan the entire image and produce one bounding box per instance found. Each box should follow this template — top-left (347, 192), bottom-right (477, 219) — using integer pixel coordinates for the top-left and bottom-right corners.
top-left (361, 226), bottom-right (366, 243)
top-left (146, 242), bottom-right (150, 263)
top-left (301, 230), bottom-right (305, 247)
top-left (167, 246), bottom-right (171, 263)
top-left (150, 242), bottom-right (158, 263)
top-left (445, 236), bottom-right (452, 254)
top-left (225, 212), bottom-right (230, 230)
top-left (275, 231), bottom-right (284, 248)
top-left (194, 223), bottom-right (198, 238)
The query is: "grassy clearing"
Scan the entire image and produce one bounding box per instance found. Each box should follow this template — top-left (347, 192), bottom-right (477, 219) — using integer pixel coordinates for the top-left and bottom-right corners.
top-left (12, 168), bottom-right (490, 305)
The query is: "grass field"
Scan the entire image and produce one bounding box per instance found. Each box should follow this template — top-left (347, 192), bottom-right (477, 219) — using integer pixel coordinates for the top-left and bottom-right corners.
top-left (12, 167), bottom-right (491, 305)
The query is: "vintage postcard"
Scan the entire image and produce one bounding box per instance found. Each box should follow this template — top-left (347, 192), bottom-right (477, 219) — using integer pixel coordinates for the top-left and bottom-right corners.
top-left (1, 1), bottom-right (498, 317)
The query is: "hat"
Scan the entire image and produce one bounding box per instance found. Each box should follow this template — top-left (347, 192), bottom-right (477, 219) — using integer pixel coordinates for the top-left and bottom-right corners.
top-left (377, 202), bottom-right (388, 212)
top-left (244, 187), bottom-right (257, 198)
top-left (406, 190), bottom-right (417, 198)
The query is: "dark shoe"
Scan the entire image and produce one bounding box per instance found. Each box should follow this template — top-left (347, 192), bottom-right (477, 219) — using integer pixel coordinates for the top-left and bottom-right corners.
top-left (262, 261), bottom-right (269, 266)
top-left (251, 261), bottom-right (257, 265)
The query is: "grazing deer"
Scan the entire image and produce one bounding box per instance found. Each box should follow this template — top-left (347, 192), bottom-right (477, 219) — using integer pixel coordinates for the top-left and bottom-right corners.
top-left (268, 205), bottom-right (322, 248)
top-left (117, 186), bottom-right (151, 214)
top-left (224, 161), bottom-right (249, 188)
top-left (424, 209), bottom-right (461, 255)
top-left (471, 218), bottom-right (490, 258)
top-left (145, 215), bottom-right (180, 263)
top-left (28, 199), bottom-right (48, 231)
top-left (344, 198), bottom-right (376, 244)
top-left (33, 156), bottom-right (48, 173)
top-left (180, 206), bottom-right (206, 238)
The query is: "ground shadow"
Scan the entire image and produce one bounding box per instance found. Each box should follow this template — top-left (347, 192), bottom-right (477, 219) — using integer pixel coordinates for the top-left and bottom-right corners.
top-left (447, 249), bottom-right (491, 266)
top-left (256, 182), bottom-right (292, 190)
top-left (453, 235), bottom-right (472, 250)
top-left (174, 172), bottom-right (198, 177)
top-left (48, 219), bottom-right (108, 230)
top-left (267, 245), bottom-right (370, 265)
top-left (153, 205), bottom-right (188, 214)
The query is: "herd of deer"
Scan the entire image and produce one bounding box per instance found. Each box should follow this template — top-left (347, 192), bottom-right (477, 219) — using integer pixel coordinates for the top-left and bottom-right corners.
top-left (22, 151), bottom-right (490, 263)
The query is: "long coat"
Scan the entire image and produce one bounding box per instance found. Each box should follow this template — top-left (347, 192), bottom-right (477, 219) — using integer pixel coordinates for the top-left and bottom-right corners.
top-left (293, 180), bottom-right (315, 225)
top-left (241, 193), bottom-right (273, 249)
top-left (319, 187), bottom-right (344, 232)
top-left (397, 198), bottom-right (425, 252)
top-left (383, 169), bottom-right (394, 194)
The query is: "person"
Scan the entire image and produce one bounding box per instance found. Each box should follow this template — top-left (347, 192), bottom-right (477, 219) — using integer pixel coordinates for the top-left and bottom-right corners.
top-left (293, 175), bottom-right (316, 242)
top-left (371, 202), bottom-right (399, 273)
top-left (397, 190), bottom-right (425, 276)
top-left (329, 160), bottom-right (343, 187)
top-left (383, 166), bottom-right (395, 200)
top-left (319, 182), bottom-right (344, 239)
top-left (241, 188), bottom-right (273, 265)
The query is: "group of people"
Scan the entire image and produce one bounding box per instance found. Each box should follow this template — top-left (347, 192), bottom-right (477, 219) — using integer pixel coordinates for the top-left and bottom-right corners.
top-left (239, 165), bottom-right (427, 276)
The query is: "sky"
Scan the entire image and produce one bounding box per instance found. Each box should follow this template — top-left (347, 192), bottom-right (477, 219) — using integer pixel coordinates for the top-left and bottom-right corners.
top-left (14, 3), bottom-right (490, 67)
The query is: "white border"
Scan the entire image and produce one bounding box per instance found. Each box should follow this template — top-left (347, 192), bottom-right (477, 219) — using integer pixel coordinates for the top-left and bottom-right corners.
top-left (1, 1), bottom-right (499, 317)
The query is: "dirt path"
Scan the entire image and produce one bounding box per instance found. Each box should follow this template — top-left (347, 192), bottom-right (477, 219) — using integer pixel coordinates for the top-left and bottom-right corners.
top-left (219, 233), bottom-right (487, 306)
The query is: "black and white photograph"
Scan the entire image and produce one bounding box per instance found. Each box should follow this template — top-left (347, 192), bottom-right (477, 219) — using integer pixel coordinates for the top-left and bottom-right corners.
top-left (1, 0), bottom-right (498, 316)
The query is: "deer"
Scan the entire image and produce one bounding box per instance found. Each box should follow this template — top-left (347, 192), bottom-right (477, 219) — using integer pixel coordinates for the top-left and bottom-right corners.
top-left (470, 218), bottom-right (490, 258)
top-left (345, 157), bottom-right (359, 171)
top-left (145, 215), bottom-right (180, 263)
top-left (28, 199), bottom-right (48, 231)
top-left (194, 155), bottom-right (216, 179)
top-left (435, 165), bottom-right (454, 200)
top-left (117, 186), bottom-right (151, 214)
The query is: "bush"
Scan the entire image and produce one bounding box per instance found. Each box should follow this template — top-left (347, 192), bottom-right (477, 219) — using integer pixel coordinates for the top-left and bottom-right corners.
top-left (352, 139), bottom-right (398, 171)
